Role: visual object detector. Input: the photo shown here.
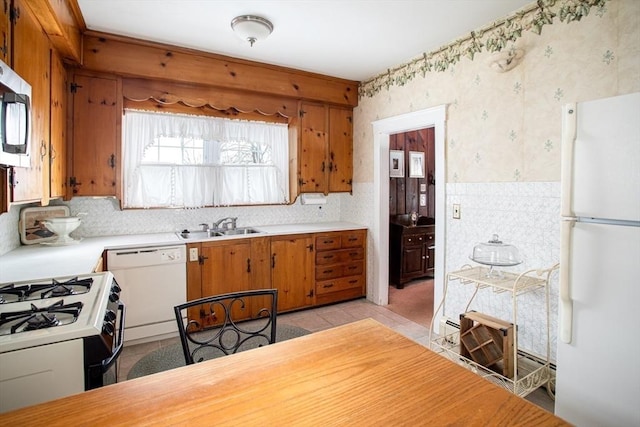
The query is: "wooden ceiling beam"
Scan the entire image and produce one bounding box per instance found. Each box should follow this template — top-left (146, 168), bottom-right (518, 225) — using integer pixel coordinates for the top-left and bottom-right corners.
top-left (24, 0), bottom-right (84, 63)
top-left (80, 31), bottom-right (359, 108)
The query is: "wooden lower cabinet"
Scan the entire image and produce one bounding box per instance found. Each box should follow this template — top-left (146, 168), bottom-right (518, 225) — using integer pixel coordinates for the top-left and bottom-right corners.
top-left (270, 234), bottom-right (315, 312)
top-left (186, 229), bottom-right (367, 321)
top-left (389, 223), bottom-right (435, 288)
top-left (187, 239), bottom-right (252, 328)
top-left (315, 230), bottom-right (367, 305)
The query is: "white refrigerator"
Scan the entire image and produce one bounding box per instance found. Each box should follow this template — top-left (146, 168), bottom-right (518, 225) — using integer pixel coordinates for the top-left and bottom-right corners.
top-left (557, 92), bottom-right (640, 426)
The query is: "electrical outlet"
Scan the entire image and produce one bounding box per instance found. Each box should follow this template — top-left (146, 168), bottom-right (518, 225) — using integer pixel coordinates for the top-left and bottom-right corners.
top-left (420, 194), bottom-right (427, 206)
top-left (189, 247), bottom-right (198, 262)
top-left (453, 204), bottom-right (461, 219)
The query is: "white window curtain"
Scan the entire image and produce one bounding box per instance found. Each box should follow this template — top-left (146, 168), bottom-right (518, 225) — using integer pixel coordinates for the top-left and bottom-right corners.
top-left (123, 110), bottom-right (289, 208)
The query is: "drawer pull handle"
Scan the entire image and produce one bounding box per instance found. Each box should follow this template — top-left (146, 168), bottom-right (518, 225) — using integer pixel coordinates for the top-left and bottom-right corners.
top-left (323, 240), bottom-right (334, 244)
top-left (323, 269), bottom-right (334, 274)
top-left (349, 252), bottom-right (359, 256)
top-left (323, 284), bottom-right (334, 288)
top-left (348, 279), bottom-right (358, 284)
top-left (323, 255), bottom-right (334, 259)
top-left (348, 237), bottom-right (358, 241)
top-left (347, 266), bottom-right (357, 270)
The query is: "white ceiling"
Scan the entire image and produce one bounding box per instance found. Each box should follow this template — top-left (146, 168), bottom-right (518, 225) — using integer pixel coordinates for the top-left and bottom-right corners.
top-left (76, 0), bottom-right (532, 82)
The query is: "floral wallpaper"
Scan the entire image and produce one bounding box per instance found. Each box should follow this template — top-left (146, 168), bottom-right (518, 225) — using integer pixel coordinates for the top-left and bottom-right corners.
top-left (360, 0), bottom-right (611, 99)
top-left (353, 0), bottom-right (638, 184)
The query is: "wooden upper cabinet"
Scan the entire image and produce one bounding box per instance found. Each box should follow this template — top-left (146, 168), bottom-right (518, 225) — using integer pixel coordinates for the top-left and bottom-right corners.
top-left (49, 51), bottom-right (66, 198)
top-left (299, 103), bottom-right (327, 193)
top-left (0, 0), bottom-right (10, 63)
top-left (328, 107), bottom-right (353, 193)
top-left (299, 103), bottom-right (353, 195)
top-left (10, 0), bottom-right (49, 204)
top-left (68, 72), bottom-right (121, 197)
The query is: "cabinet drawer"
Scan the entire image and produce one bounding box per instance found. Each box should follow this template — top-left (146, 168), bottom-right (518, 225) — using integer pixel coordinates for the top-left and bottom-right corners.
top-left (316, 275), bottom-right (365, 295)
top-left (316, 248), bottom-right (365, 265)
top-left (403, 234), bottom-right (427, 246)
top-left (341, 232), bottom-right (365, 248)
top-left (315, 235), bottom-right (342, 251)
top-left (315, 261), bottom-right (364, 280)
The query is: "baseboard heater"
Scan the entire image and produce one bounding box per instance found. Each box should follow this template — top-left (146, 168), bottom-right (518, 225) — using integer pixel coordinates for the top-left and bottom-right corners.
top-left (438, 317), bottom-right (557, 371)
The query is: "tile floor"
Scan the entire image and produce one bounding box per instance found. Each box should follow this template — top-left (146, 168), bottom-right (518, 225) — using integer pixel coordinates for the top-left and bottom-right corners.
top-left (116, 297), bottom-right (554, 413)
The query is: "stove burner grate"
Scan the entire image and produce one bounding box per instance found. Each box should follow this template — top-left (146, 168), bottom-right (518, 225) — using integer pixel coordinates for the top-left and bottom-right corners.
top-left (0, 277), bottom-right (93, 304)
top-left (24, 312), bottom-right (61, 331)
top-left (0, 300), bottom-right (83, 335)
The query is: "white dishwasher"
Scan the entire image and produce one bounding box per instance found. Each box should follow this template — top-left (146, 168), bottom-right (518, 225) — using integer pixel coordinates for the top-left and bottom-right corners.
top-left (106, 245), bottom-right (186, 345)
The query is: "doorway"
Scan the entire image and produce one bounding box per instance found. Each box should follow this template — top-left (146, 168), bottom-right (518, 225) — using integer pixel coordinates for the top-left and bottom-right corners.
top-left (387, 127), bottom-right (436, 327)
top-left (371, 105), bottom-right (447, 333)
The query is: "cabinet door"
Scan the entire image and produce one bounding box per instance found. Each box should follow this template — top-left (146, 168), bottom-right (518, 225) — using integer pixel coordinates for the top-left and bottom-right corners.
top-left (271, 236), bottom-right (314, 311)
top-left (49, 51), bottom-right (67, 198)
top-left (299, 103), bottom-right (327, 193)
top-left (425, 232), bottom-right (435, 273)
top-left (200, 241), bottom-right (251, 327)
top-left (402, 245), bottom-right (425, 277)
top-left (70, 73), bottom-right (119, 196)
top-left (10, 0), bottom-right (49, 203)
top-left (328, 107), bottom-right (353, 193)
top-left (0, 0), bottom-right (9, 63)
top-left (201, 241), bottom-right (251, 296)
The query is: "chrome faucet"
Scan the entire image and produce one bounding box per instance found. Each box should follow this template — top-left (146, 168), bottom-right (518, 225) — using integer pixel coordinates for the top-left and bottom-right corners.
top-left (212, 217), bottom-right (238, 231)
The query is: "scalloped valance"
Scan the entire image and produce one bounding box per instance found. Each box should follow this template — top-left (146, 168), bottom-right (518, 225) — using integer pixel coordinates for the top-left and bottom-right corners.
top-left (123, 78), bottom-right (297, 118)
top-left (359, 0), bottom-right (609, 98)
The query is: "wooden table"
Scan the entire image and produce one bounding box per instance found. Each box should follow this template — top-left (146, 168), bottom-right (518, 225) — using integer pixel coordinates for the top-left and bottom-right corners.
top-left (0, 319), bottom-right (568, 426)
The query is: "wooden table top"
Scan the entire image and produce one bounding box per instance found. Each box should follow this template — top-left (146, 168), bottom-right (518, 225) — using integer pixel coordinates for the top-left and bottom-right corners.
top-left (0, 318), bottom-right (568, 426)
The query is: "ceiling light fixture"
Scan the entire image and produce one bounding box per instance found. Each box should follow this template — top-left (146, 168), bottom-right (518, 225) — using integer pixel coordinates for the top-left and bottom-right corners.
top-left (231, 15), bottom-right (273, 47)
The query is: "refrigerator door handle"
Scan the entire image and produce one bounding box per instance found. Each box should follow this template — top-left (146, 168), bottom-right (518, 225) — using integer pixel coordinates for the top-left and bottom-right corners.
top-left (559, 218), bottom-right (576, 343)
top-left (560, 103), bottom-right (577, 218)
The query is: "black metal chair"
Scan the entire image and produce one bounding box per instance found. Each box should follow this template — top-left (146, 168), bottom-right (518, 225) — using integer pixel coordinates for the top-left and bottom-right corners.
top-left (173, 289), bottom-right (278, 365)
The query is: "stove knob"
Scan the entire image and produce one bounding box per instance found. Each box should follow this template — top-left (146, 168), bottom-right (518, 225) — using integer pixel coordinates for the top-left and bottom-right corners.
top-left (103, 322), bottom-right (115, 334)
top-left (109, 292), bottom-right (120, 303)
top-left (111, 282), bottom-right (121, 293)
top-left (104, 309), bottom-right (117, 322)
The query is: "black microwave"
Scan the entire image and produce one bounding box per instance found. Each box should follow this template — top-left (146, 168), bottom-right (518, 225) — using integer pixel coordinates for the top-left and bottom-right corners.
top-left (0, 59), bottom-right (31, 167)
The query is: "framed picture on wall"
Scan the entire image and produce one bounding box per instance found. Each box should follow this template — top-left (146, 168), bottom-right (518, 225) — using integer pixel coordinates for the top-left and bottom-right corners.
top-left (409, 151), bottom-right (425, 178)
top-left (389, 150), bottom-right (404, 178)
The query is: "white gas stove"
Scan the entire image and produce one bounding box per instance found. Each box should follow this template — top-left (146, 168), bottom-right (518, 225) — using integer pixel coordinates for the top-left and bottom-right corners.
top-left (0, 272), bottom-right (125, 413)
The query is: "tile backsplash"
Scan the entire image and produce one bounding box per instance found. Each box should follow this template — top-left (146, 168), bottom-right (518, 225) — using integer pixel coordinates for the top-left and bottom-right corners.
top-left (444, 181), bottom-right (560, 360)
top-left (0, 194), bottom-right (342, 256)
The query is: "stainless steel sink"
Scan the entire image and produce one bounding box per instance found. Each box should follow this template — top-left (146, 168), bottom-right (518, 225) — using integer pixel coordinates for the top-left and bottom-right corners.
top-left (217, 227), bottom-right (261, 236)
top-left (176, 227), bottom-right (261, 240)
top-left (176, 230), bottom-right (222, 240)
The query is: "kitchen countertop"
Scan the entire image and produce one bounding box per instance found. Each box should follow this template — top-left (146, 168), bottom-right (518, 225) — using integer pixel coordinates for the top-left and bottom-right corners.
top-left (0, 222), bottom-right (366, 284)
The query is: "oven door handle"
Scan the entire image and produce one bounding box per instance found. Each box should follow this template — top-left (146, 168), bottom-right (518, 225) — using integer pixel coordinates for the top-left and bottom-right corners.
top-left (101, 301), bottom-right (126, 373)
